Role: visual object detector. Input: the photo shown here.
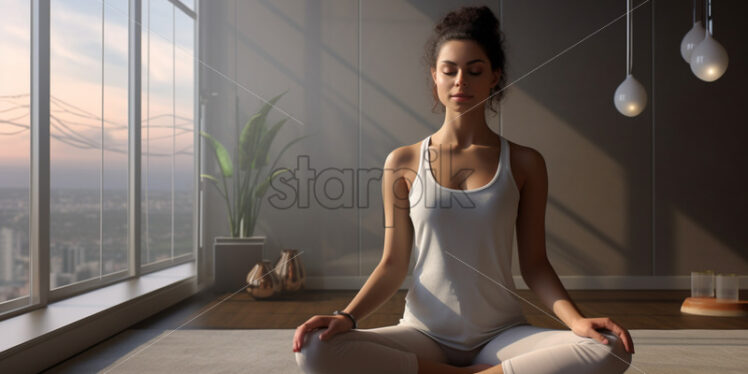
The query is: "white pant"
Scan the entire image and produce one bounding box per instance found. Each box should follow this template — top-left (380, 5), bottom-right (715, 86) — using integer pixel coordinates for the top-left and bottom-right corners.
top-left (295, 322), bottom-right (632, 374)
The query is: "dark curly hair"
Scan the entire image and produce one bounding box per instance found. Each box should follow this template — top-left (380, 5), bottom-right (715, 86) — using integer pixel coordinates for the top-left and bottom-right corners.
top-left (422, 5), bottom-right (507, 116)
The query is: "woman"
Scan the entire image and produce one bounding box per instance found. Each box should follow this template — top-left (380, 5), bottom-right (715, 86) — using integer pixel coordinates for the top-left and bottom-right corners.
top-left (293, 5), bottom-right (634, 374)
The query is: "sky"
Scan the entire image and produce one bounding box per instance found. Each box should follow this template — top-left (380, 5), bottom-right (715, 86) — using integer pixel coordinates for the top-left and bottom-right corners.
top-left (0, 0), bottom-right (195, 190)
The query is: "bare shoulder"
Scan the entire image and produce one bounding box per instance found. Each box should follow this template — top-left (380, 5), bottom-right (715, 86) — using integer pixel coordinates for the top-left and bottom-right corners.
top-left (506, 138), bottom-right (547, 191)
top-left (385, 141), bottom-right (422, 190)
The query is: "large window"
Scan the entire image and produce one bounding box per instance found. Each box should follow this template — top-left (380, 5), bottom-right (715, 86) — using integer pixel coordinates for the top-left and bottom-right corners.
top-left (0, 0), bottom-right (197, 318)
top-left (50, 0), bottom-right (130, 289)
top-left (0, 0), bottom-right (31, 304)
top-left (142, 0), bottom-right (195, 265)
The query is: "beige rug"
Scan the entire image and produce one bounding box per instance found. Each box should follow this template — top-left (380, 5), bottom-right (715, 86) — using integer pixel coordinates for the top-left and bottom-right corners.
top-left (49, 329), bottom-right (748, 373)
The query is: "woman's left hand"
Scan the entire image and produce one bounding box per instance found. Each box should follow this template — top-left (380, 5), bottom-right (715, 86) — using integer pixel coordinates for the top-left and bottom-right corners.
top-left (570, 317), bottom-right (635, 354)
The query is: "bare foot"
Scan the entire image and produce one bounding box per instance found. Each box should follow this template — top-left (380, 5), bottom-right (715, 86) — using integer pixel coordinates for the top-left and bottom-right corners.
top-left (463, 363), bottom-right (493, 373)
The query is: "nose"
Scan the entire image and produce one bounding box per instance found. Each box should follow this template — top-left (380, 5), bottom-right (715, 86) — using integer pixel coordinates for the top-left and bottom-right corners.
top-left (455, 70), bottom-right (468, 87)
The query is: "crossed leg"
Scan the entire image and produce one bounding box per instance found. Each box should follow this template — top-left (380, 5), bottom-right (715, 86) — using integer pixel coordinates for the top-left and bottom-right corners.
top-left (471, 324), bottom-right (633, 374)
top-left (295, 324), bottom-right (449, 374)
top-left (296, 323), bottom-right (632, 374)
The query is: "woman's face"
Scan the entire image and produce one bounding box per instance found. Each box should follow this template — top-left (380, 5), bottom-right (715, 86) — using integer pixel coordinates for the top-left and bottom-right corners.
top-left (431, 39), bottom-right (501, 112)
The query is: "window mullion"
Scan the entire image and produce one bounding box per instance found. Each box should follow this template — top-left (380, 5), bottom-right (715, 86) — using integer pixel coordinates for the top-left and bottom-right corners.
top-left (194, 0), bottom-right (202, 285)
top-left (30, 0), bottom-right (51, 307)
top-left (100, 0), bottom-right (105, 280)
top-left (171, 4), bottom-right (175, 261)
top-left (128, 0), bottom-right (142, 277)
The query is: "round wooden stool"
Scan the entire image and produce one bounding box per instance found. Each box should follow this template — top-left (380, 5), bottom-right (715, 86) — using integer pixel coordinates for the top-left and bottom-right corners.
top-left (680, 297), bottom-right (748, 317)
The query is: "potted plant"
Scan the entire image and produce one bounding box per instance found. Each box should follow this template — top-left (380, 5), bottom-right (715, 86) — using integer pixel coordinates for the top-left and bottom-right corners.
top-left (202, 90), bottom-right (310, 293)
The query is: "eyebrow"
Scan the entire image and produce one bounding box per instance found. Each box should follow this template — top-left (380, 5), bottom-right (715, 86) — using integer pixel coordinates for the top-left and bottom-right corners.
top-left (440, 59), bottom-right (485, 65)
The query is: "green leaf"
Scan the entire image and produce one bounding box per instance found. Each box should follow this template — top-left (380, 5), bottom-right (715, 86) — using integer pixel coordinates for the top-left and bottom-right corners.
top-left (201, 173), bottom-right (227, 200)
top-left (252, 118), bottom-right (287, 169)
top-left (239, 90), bottom-right (288, 169)
top-left (201, 131), bottom-right (233, 178)
top-left (238, 112), bottom-right (264, 169)
top-left (200, 173), bottom-right (221, 184)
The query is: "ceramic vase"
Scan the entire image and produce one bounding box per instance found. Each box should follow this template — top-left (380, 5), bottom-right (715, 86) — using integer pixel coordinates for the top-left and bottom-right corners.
top-left (272, 249), bottom-right (306, 294)
top-left (246, 260), bottom-right (281, 299)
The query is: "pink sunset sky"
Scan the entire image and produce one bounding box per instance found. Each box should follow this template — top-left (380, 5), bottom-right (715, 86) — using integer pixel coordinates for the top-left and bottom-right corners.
top-left (0, 0), bottom-right (194, 189)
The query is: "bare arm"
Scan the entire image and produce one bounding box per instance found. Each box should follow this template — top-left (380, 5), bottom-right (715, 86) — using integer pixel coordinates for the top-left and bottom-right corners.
top-left (293, 149), bottom-right (416, 352)
top-left (516, 148), bottom-right (584, 328)
top-left (515, 147), bottom-right (636, 354)
top-left (340, 148), bottom-right (415, 323)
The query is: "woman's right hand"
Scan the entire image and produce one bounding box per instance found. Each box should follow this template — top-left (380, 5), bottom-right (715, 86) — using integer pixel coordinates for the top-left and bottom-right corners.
top-left (293, 314), bottom-right (354, 353)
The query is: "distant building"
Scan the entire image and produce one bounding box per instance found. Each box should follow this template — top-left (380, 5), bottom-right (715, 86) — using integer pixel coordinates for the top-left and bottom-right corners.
top-left (61, 245), bottom-right (86, 275)
top-left (1, 227), bottom-right (16, 282)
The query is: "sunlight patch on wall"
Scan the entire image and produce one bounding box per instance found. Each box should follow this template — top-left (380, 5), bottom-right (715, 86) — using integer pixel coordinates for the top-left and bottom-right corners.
top-left (505, 87), bottom-right (629, 274)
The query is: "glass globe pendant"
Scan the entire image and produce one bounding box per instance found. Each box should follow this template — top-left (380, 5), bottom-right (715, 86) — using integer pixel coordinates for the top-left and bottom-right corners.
top-left (680, 21), bottom-right (705, 63)
top-left (689, 0), bottom-right (728, 82)
top-left (690, 34), bottom-right (728, 81)
top-left (614, 74), bottom-right (647, 117)
top-left (680, 0), bottom-right (706, 63)
top-left (614, 0), bottom-right (647, 117)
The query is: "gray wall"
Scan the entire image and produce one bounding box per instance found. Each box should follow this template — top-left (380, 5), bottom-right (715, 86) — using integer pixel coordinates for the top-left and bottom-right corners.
top-left (198, 0), bottom-right (747, 290)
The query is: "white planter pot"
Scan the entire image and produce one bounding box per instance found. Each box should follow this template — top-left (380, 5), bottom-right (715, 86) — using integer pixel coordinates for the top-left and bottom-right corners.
top-left (213, 236), bottom-right (265, 293)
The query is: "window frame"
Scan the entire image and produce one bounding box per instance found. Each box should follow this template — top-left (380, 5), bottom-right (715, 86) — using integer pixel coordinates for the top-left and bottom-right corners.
top-left (0, 0), bottom-right (200, 320)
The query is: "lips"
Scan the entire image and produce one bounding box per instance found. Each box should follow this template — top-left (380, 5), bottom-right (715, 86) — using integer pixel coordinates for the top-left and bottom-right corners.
top-left (450, 94), bottom-right (472, 102)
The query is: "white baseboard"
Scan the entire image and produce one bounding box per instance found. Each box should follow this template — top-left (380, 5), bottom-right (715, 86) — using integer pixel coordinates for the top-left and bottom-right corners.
top-left (304, 275), bottom-right (748, 290)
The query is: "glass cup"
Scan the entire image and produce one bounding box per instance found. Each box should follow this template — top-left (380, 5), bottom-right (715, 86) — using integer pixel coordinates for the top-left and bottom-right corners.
top-left (691, 270), bottom-right (715, 298)
top-left (716, 273), bottom-right (739, 302)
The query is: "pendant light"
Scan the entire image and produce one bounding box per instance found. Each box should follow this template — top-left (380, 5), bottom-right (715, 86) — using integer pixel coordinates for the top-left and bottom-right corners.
top-left (690, 0), bottom-right (728, 81)
top-left (680, 0), bottom-right (706, 63)
top-left (614, 0), bottom-right (647, 117)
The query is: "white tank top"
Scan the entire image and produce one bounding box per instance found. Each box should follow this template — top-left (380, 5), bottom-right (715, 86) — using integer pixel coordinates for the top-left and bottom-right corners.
top-left (397, 133), bottom-right (529, 351)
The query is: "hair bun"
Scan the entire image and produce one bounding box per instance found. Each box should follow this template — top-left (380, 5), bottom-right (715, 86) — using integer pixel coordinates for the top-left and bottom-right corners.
top-left (435, 6), bottom-right (499, 35)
